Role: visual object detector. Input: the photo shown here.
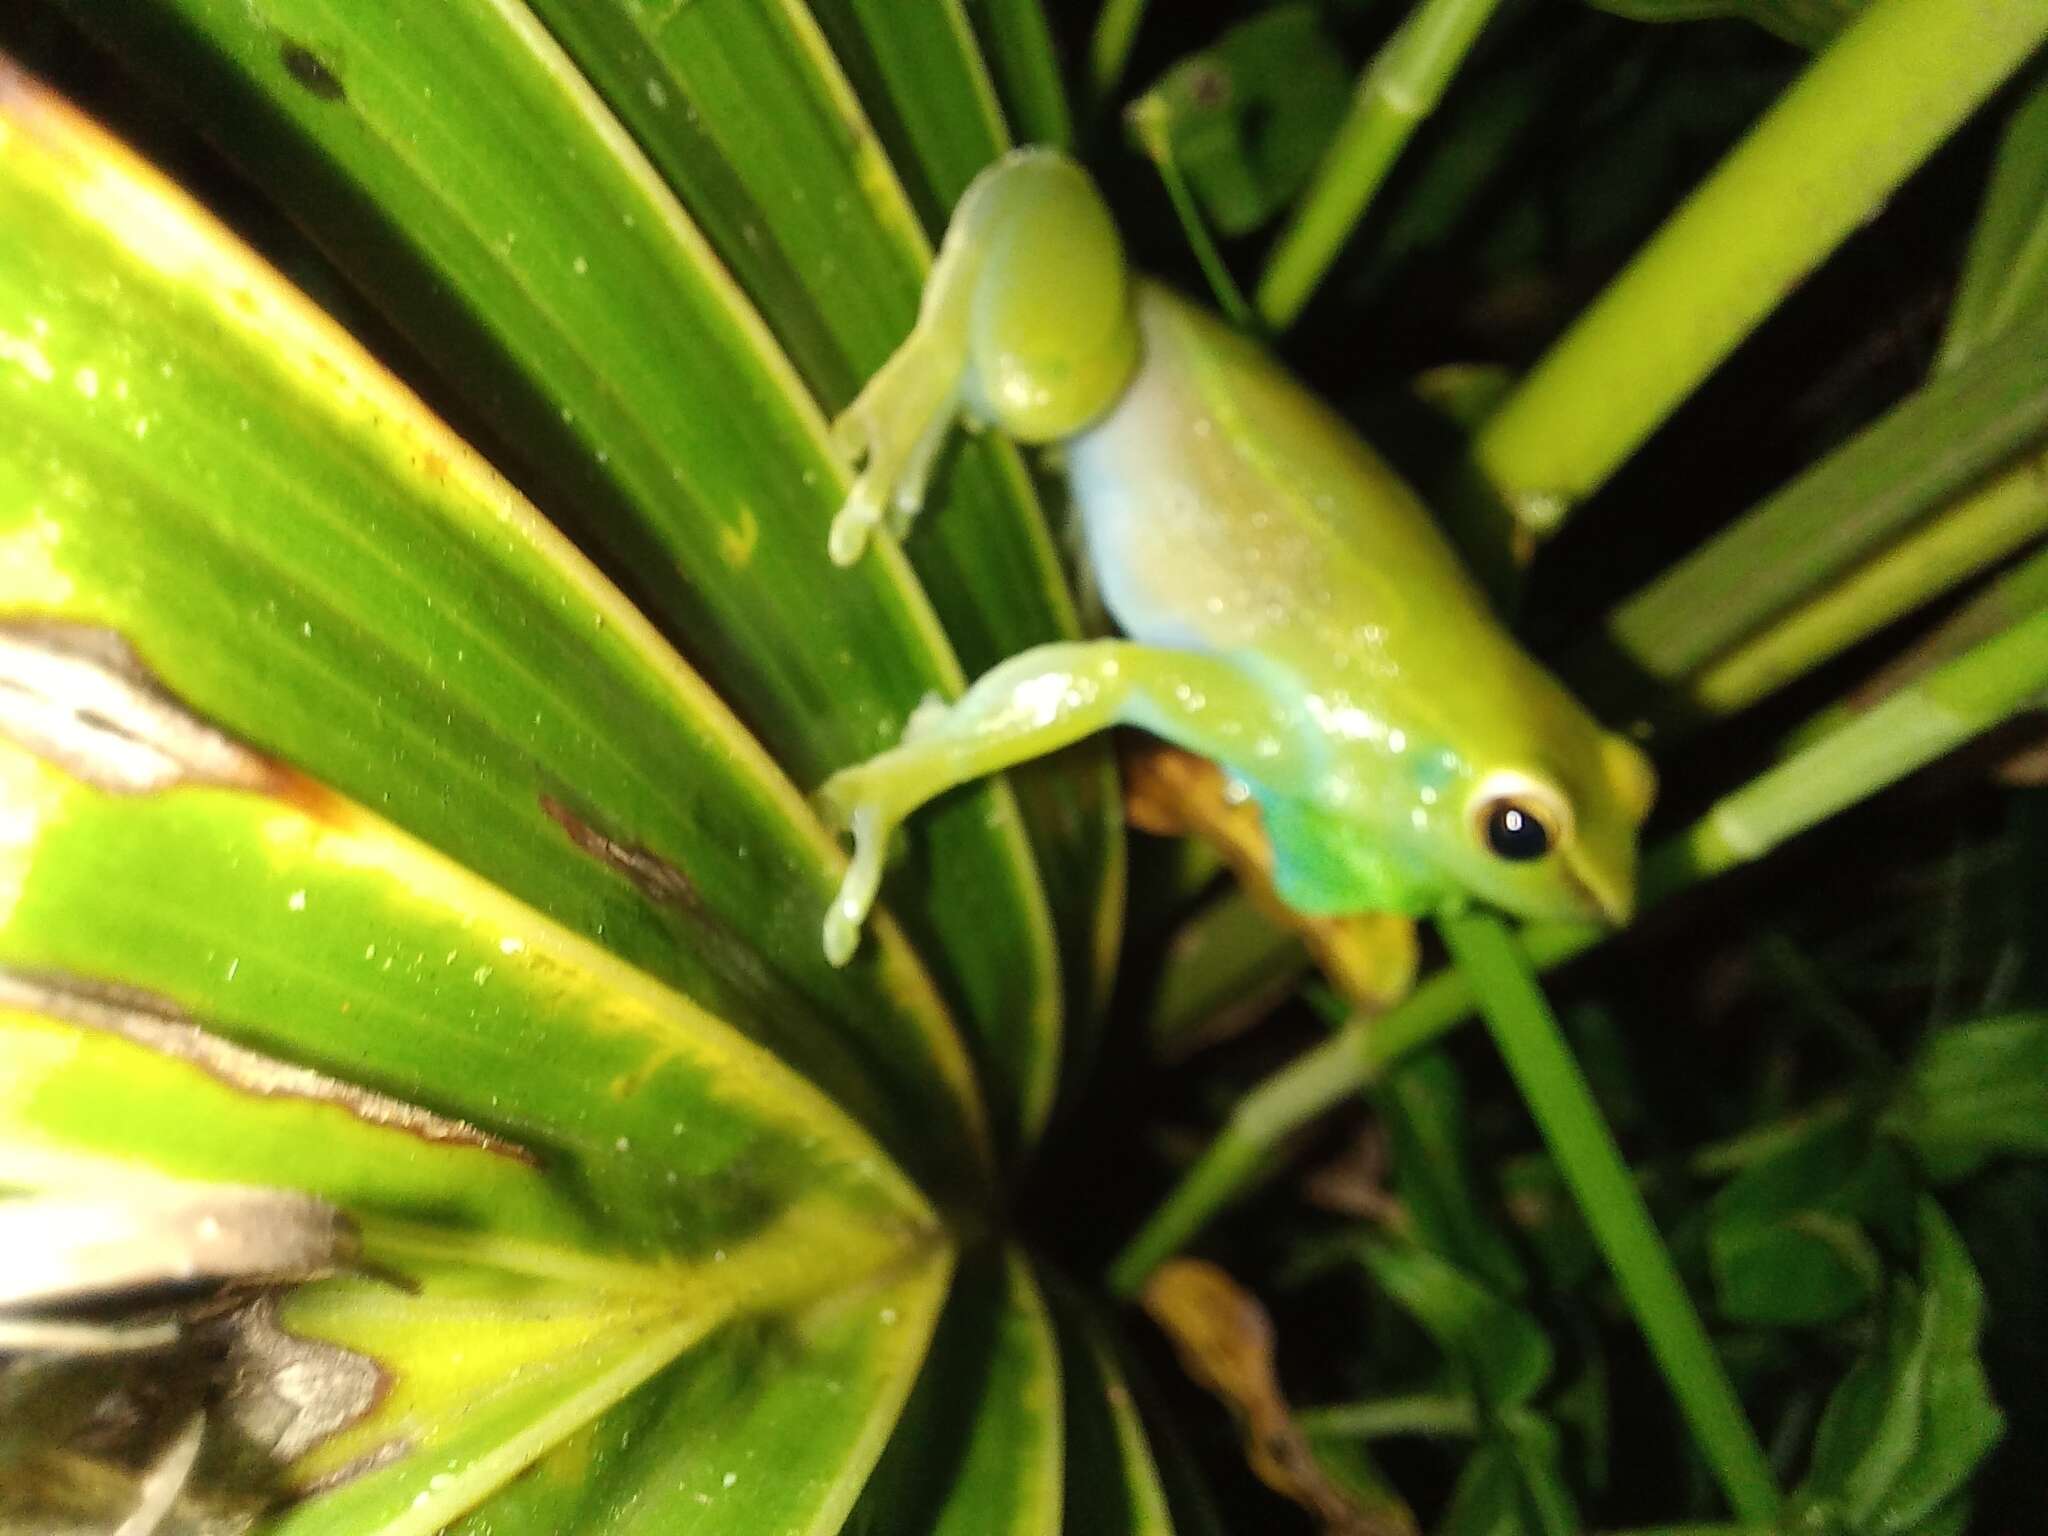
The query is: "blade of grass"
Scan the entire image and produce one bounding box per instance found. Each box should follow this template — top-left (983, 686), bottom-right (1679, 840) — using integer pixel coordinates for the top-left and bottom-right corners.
top-left (964, 0), bottom-right (1074, 150)
top-left (1087, 0), bottom-right (1149, 109)
top-left (1128, 94), bottom-right (1255, 329)
top-left (1683, 458), bottom-right (2048, 718)
top-left (1938, 74), bottom-right (2048, 374)
top-left (1472, 0), bottom-right (2048, 535)
top-left (1253, 0), bottom-right (1509, 330)
top-left (1438, 909), bottom-right (1779, 1524)
top-left (1110, 598), bottom-right (2048, 1290)
top-left (1577, 302), bottom-right (2048, 702)
top-left (802, 0), bottom-right (1011, 231)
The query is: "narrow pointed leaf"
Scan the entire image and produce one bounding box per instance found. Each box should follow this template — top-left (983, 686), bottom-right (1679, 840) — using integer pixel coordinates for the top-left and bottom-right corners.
top-left (1047, 1280), bottom-right (1178, 1536)
top-left (0, 742), bottom-right (934, 1258)
top-left (518, 0), bottom-right (1125, 1086)
top-left (57, 0), bottom-right (1062, 1154)
top-left (963, 0), bottom-right (1074, 151)
top-left (801, 0), bottom-right (1012, 231)
top-left (846, 1247), bottom-right (1064, 1536)
top-left (442, 1246), bottom-right (955, 1536)
top-left (0, 1006), bottom-right (588, 1248)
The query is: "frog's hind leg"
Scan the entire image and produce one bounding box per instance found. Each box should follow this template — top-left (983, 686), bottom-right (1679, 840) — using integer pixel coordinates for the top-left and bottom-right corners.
top-left (829, 316), bottom-right (968, 565)
top-left (818, 640), bottom-right (1297, 965)
top-left (828, 148), bottom-right (1139, 565)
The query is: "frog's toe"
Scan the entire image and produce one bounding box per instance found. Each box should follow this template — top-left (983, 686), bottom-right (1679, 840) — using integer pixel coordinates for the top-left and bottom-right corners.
top-left (828, 482), bottom-right (885, 567)
top-left (819, 800), bottom-right (890, 968)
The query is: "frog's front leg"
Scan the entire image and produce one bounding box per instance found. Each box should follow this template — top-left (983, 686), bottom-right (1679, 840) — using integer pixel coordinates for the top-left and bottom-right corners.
top-left (818, 640), bottom-right (1302, 965)
top-left (828, 147), bottom-right (1142, 565)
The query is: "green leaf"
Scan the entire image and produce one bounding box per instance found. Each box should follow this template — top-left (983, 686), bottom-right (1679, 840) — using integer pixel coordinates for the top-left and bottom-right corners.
top-left (1353, 1237), bottom-right (1553, 1413)
top-left (1708, 1121), bottom-right (1911, 1327)
top-left (963, 0), bottom-right (1074, 151)
top-left (1583, 0), bottom-right (1865, 49)
top-left (1143, 886), bottom-right (1308, 1057)
top-left (1435, 1410), bottom-right (1580, 1536)
top-left (444, 1246), bottom-right (955, 1536)
top-left (802, 0), bottom-right (1011, 233)
top-left (0, 746), bottom-right (933, 1254)
top-left (0, 55), bottom-right (995, 1195)
top-left (1799, 1201), bottom-right (2004, 1533)
top-left (845, 1247), bottom-right (1064, 1536)
top-left (1376, 1048), bottom-right (1529, 1298)
top-left (518, 0), bottom-right (1125, 1049)
top-left (1886, 1013), bottom-right (2048, 1180)
top-left (57, 0), bottom-right (1063, 1156)
top-left (1046, 1279), bottom-right (1178, 1536)
top-left (1126, 5), bottom-right (1352, 237)
top-left (1938, 73), bottom-right (2048, 371)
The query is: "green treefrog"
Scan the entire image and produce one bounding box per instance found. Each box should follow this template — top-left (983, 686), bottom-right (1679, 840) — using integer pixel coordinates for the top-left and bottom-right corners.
top-left (817, 148), bottom-right (1655, 967)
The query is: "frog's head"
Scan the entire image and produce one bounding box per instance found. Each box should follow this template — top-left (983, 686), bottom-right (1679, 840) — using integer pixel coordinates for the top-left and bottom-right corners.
top-left (1259, 715), bottom-right (1656, 929)
top-left (1435, 727), bottom-right (1658, 925)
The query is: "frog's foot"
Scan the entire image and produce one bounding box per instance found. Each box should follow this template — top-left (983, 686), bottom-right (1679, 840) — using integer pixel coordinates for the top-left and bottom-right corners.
top-left (820, 796), bottom-right (894, 968)
top-left (828, 332), bottom-right (965, 566)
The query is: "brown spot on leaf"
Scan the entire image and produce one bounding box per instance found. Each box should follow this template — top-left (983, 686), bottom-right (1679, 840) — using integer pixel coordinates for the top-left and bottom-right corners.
top-left (0, 620), bottom-right (278, 795)
top-left (540, 793), bottom-right (698, 911)
top-left (0, 968), bottom-right (535, 1164)
top-left (279, 41), bottom-right (345, 102)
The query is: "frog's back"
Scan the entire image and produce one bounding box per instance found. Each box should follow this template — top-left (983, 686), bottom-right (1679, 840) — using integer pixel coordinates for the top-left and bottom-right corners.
top-left (1067, 283), bottom-right (1496, 685)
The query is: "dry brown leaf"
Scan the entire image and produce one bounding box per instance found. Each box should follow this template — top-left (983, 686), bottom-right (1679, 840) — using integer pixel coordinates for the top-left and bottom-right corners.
top-left (1140, 1258), bottom-right (1413, 1536)
top-left (1122, 742), bottom-right (1420, 1014)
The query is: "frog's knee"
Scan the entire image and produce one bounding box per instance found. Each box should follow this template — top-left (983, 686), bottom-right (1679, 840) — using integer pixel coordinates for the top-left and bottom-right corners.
top-left (962, 156), bottom-right (1140, 442)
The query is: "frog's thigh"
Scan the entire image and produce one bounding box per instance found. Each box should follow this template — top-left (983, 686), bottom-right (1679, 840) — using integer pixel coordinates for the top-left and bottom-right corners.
top-left (817, 640), bottom-right (1281, 964)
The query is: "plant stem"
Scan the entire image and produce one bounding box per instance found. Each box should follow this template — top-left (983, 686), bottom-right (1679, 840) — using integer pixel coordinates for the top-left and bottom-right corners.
top-left (1938, 74), bottom-right (2048, 374)
top-left (1682, 456), bottom-right (2048, 718)
top-left (1583, 304), bottom-right (2048, 697)
top-left (1087, 0), bottom-right (1148, 107)
top-left (1109, 603), bottom-right (2048, 1291)
top-left (1438, 908), bottom-right (1780, 1525)
top-left (1299, 1393), bottom-right (1479, 1440)
top-left (1128, 96), bottom-right (1256, 329)
top-left (1791, 541), bottom-right (2048, 744)
top-left (1254, 0), bottom-right (1506, 329)
top-left (1471, 0), bottom-right (2048, 536)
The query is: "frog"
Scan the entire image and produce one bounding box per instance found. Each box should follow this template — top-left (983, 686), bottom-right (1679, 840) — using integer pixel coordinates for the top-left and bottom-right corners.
top-left (816, 147), bottom-right (1655, 968)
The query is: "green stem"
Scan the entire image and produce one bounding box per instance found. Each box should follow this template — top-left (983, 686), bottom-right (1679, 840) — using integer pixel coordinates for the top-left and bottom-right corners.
top-left (1682, 456), bottom-right (2048, 719)
top-left (1254, 0), bottom-right (1506, 329)
top-left (1938, 74), bottom-right (2048, 374)
top-left (1789, 542), bottom-right (2048, 746)
top-left (1472, 0), bottom-right (2048, 535)
top-left (1109, 603), bottom-right (2048, 1291)
top-left (1439, 908), bottom-right (1780, 1525)
top-left (1298, 1393), bottom-right (1479, 1440)
top-left (1128, 96), bottom-right (1256, 329)
top-left (1583, 304), bottom-right (2048, 701)
top-left (1087, 0), bottom-right (1148, 107)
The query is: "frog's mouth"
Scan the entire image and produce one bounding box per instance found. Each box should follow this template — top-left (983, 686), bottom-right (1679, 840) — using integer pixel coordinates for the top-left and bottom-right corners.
top-left (1560, 848), bottom-right (1635, 927)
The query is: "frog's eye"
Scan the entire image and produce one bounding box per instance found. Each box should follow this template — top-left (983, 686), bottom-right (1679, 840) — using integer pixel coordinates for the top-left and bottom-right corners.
top-left (1469, 772), bottom-right (1570, 864)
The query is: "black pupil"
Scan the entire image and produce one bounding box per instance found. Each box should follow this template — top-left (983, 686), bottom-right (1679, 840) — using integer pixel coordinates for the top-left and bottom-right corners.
top-left (1486, 802), bottom-right (1551, 861)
